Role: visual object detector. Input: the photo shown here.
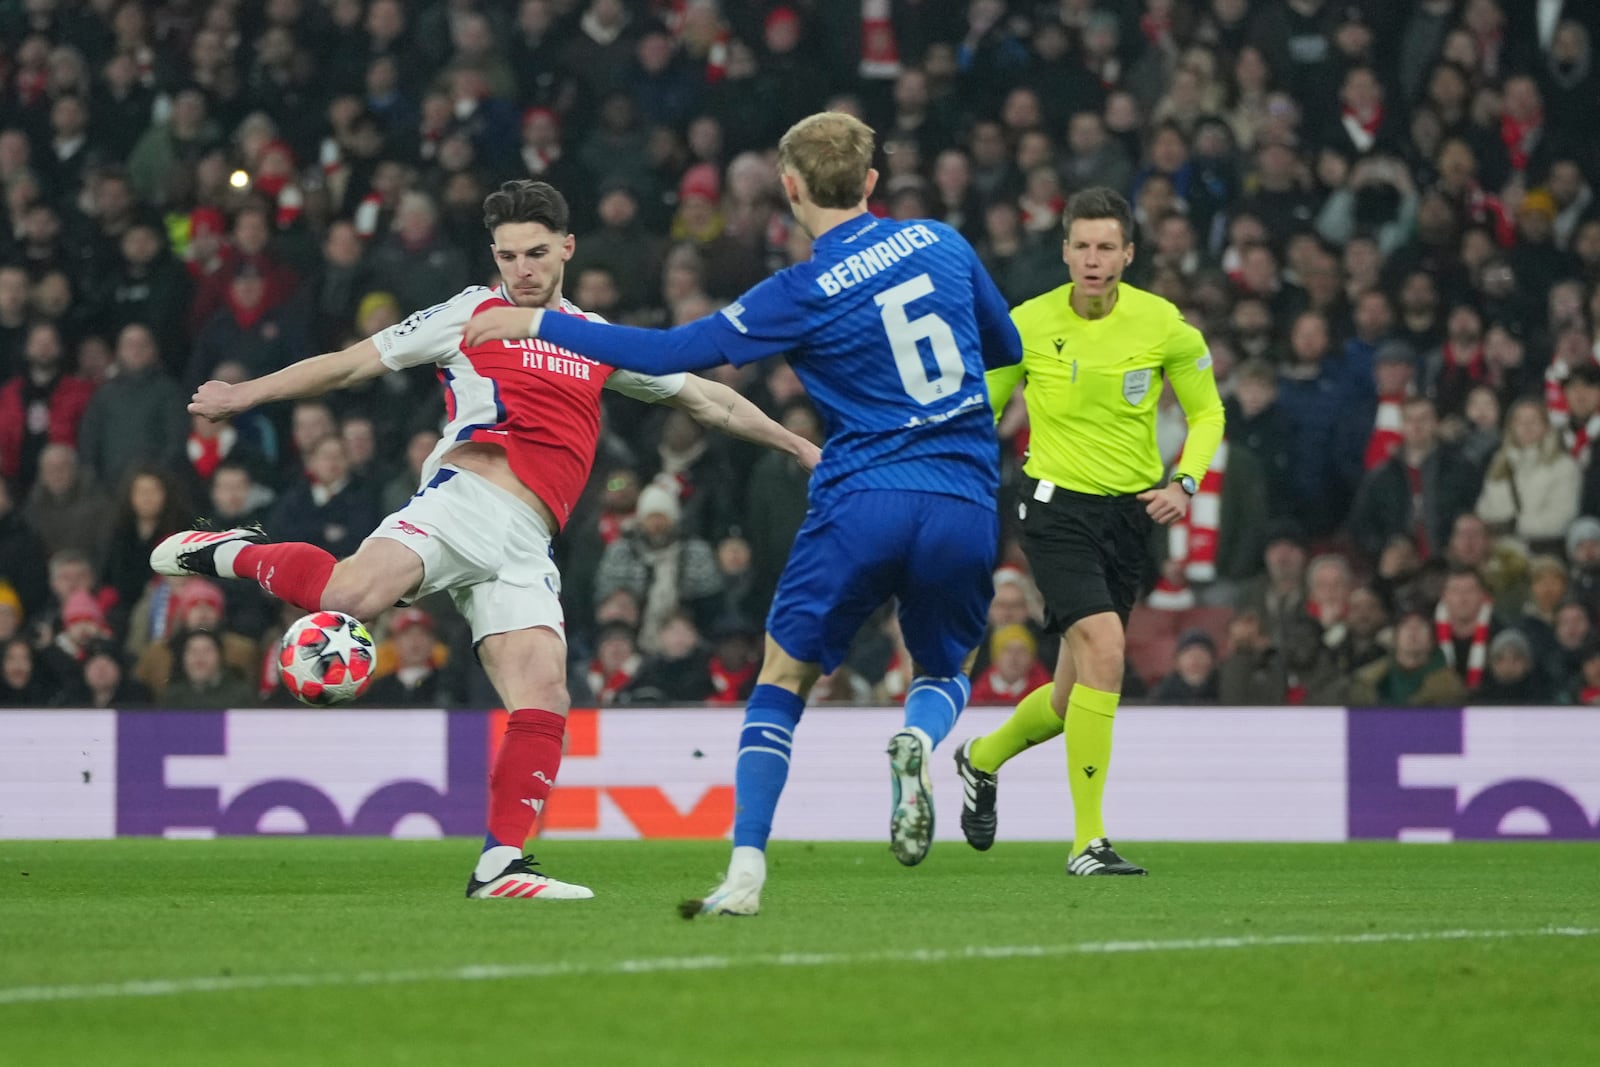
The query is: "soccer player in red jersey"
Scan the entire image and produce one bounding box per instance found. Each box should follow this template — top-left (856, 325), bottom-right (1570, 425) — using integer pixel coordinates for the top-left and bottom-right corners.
top-left (152, 181), bottom-right (820, 899)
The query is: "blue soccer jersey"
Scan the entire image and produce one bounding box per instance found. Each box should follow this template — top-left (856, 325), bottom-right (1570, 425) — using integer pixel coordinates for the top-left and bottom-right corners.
top-left (537, 216), bottom-right (1021, 509)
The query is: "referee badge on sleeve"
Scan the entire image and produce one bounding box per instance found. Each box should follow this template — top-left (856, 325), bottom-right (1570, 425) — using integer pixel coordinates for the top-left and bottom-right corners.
top-left (1121, 368), bottom-right (1153, 405)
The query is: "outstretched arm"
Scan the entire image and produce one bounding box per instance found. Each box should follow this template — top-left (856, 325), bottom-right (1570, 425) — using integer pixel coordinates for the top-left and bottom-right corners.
top-left (465, 307), bottom-right (729, 374)
top-left (666, 376), bottom-right (822, 471)
top-left (466, 272), bottom-right (809, 374)
top-left (189, 338), bottom-right (388, 421)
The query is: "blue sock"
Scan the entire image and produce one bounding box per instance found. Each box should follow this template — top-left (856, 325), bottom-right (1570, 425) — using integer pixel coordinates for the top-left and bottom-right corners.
top-left (903, 674), bottom-right (970, 749)
top-left (731, 684), bottom-right (806, 850)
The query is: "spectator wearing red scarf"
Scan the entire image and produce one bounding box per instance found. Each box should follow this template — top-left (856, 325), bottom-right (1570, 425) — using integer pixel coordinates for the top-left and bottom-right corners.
top-left (1329, 66), bottom-right (1396, 158)
top-left (587, 623), bottom-right (641, 707)
top-left (187, 263), bottom-right (310, 387)
top-left (0, 321), bottom-right (94, 495)
top-left (1499, 75), bottom-right (1546, 175)
top-left (1425, 304), bottom-right (1487, 418)
top-left (1365, 342), bottom-right (1417, 470)
top-left (187, 203), bottom-right (301, 335)
top-left (39, 590), bottom-right (112, 684)
top-left (707, 622), bottom-right (759, 706)
top-left (1435, 138), bottom-right (1514, 247)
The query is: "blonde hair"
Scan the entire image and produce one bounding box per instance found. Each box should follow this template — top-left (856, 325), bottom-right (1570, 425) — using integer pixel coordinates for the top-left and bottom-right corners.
top-left (777, 111), bottom-right (876, 209)
top-left (1488, 397), bottom-right (1560, 479)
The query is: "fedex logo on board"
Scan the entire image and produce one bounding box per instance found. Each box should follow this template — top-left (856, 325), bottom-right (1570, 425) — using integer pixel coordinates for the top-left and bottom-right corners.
top-left (1346, 709), bottom-right (1600, 841)
top-left (114, 711), bottom-right (734, 840)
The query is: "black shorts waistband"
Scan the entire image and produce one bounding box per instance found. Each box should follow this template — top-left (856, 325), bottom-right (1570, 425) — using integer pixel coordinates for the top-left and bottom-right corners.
top-left (1024, 477), bottom-right (1154, 507)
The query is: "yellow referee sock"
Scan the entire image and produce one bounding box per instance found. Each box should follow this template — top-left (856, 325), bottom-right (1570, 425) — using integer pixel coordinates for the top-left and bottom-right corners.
top-left (968, 683), bottom-right (1063, 773)
top-left (1065, 683), bottom-right (1120, 854)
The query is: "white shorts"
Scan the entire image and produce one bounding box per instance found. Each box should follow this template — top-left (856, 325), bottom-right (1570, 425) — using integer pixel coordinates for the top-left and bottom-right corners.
top-left (368, 467), bottom-right (565, 644)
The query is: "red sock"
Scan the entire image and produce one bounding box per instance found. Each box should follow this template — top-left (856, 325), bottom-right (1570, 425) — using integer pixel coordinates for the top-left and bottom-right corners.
top-left (486, 709), bottom-right (566, 849)
top-left (234, 542), bottom-right (336, 612)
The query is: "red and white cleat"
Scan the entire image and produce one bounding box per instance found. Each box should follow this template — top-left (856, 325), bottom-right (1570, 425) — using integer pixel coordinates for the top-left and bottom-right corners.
top-left (148, 527), bottom-right (267, 578)
top-left (466, 855), bottom-right (594, 900)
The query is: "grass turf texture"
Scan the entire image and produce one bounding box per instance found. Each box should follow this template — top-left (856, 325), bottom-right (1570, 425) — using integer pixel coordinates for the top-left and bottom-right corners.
top-left (1, 841), bottom-right (1596, 1066)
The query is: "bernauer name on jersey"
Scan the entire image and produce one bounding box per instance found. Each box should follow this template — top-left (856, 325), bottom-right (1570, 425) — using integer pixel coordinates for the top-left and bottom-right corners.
top-left (815, 223), bottom-right (943, 296)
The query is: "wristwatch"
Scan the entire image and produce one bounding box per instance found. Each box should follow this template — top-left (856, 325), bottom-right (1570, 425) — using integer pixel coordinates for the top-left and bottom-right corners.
top-left (1171, 474), bottom-right (1198, 496)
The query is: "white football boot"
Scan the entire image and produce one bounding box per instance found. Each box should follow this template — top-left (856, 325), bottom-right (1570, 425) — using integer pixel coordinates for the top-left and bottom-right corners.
top-left (149, 527), bottom-right (267, 578)
top-left (466, 854), bottom-right (594, 900)
top-left (887, 728), bottom-right (935, 866)
top-left (679, 846), bottom-right (765, 918)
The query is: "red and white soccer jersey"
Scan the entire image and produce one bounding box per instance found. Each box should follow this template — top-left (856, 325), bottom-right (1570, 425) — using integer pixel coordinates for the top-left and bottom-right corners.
top-left (371, 285), bottom-right (686, 528)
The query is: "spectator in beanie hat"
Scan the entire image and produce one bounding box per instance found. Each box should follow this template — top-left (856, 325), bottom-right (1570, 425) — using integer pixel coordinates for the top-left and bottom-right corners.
top-left (671, 161), bottom-right (762, 298)
top-left (596, 481), bottom-right (723, 653)
top-left (970, 623), bottom-right (1051, 706)
top-left (1473, 628), bottom-right (1555, 704)
top-left (133, 577), bottom-right (260, 698)
top-left (0, 581), bottom-right (23, 643)
top-left (1150, 629), bottom-right (1221, 705)
top-left (1564, 516), bottom-right (1600, 608)
top-left (40, 591), bottom-right (112, 688)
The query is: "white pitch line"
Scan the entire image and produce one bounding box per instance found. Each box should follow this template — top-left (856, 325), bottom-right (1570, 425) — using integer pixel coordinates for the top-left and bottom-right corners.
top-left (0, 926), bottom-right (1593, 1007)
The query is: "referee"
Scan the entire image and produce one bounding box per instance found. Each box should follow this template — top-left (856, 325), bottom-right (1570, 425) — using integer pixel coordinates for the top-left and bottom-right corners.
top-left (954, 188), bottom-right (1225, 875)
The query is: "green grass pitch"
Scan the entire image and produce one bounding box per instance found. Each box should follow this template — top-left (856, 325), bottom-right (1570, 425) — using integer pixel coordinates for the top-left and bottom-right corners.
top-left (1, 840), bottom-right (1596, 1065)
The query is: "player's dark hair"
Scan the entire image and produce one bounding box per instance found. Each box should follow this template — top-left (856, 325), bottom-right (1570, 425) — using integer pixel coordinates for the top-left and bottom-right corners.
top-left (482, 180), bottom-right (570, 235)
top-left (1063, 187), bottom-right (1134, 245)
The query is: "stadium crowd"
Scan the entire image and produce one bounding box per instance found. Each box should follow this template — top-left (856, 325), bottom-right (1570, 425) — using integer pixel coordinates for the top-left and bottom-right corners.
top-left (3, 0), bottom-right (1600, 710)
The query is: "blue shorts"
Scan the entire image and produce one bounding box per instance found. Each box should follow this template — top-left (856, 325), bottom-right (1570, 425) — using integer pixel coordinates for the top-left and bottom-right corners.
top-left (766, 489), bottom-right (997, 677)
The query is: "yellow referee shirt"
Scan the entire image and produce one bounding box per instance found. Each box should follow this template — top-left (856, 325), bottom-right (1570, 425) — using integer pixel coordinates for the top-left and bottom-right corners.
top-left (987, 282), bottom-right (1225, 496)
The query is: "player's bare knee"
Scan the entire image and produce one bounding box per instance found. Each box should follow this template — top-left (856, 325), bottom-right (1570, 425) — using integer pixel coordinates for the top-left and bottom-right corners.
top-left (480, 628), bottom-right (569, 713)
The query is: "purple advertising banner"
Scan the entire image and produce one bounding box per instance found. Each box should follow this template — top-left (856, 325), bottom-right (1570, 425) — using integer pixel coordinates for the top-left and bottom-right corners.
top-left (1347, 708), bottom-right (1600, 841)
top-left (3, 707), bottom-right (1598, 841)
top-left (115, 710), bottom-right (489, 837)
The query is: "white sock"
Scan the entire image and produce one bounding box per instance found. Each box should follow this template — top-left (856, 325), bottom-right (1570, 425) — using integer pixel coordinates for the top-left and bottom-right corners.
top-left (474, 844), bottom-right (522, 882)
top-left (728, 845), bottom-right (766, 885)
top-left (904, 726), bottom-right (933, 751)
top-left (212, 541), bottom-right (248, 580)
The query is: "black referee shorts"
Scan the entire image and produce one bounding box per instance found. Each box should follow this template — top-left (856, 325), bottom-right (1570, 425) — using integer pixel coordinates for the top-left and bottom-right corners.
top-left (1019, 478), bottom-right (1154, 634)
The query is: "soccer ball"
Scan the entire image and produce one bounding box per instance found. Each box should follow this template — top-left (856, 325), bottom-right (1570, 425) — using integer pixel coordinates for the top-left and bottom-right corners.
top-left (278, 610), bottom-right (376, 706)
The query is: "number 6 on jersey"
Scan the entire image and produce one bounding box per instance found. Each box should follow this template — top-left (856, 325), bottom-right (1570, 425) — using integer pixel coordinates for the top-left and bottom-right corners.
top-left (876, 273), bottom-right (964, 405)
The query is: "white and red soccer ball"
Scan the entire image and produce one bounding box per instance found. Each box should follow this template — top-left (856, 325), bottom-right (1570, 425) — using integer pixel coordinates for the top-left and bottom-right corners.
top-left (278, 611), bottom-right (375, 706)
